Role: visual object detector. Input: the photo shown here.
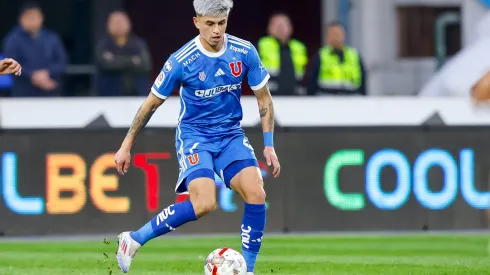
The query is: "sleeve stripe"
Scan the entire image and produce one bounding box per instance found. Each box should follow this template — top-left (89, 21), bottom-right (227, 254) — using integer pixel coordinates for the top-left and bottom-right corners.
top-left (229, 40), bottom-right (251, 49)
top-left (177, 47), bottom-right (198, 63)
top-left (228, 35), bottom-right (251, 46)
top-left (176, 41), bottom-right (196, 58)
top-left (151, 87), bottom-right (169, 99)
top-left (250, 74), bottom-right (270, 91)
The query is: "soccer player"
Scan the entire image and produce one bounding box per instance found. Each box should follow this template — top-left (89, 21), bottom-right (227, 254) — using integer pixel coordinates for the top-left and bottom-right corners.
top-left (113, 0), bottom-right (280, 274)
top-left (0, 58), bottom-right (22, 76)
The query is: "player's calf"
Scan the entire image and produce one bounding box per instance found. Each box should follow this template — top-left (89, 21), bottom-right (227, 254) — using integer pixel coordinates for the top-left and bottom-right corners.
top-left (116, 197), bottom-right (200, 272)
top-left (128, 173), bottom-right (216, 247)
top-left (229, 163), bottom-right (267, 274)
top-left (128, 200), bottom-right (198, 247)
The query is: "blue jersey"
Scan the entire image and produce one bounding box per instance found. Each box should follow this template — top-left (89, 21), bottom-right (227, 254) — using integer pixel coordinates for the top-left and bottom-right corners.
top-left (151, 34), bottom-right (270, 142)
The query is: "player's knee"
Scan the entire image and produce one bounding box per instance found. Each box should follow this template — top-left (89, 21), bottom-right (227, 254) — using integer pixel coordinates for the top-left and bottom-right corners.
top-left (244, 182), bottom-right (266, 204)
top-left (231, 165), bottom-right (266, 204)
top-left (186, 171), bottom-right (217, 217)
top-left (191, 197), bottom-right (216, 217)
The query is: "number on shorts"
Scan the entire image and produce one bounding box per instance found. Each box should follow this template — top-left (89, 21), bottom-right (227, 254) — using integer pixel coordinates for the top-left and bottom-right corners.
top-left (243, 137), bottom-right (254, 151)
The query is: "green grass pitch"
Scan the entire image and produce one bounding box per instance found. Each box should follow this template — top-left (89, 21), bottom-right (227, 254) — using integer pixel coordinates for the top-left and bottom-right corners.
top-left (1, 233), bottom-right (490, 275)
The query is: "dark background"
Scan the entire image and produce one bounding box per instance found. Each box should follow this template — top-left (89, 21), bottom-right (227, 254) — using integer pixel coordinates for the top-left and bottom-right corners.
top-left (124, 0), bottom-right (322, 78)
top-left (1, 127), bottom-right (489, 236)
top-left (0, 0), bottom-right (322, 96)
top-left (0, 0), bottom-right (322, 77)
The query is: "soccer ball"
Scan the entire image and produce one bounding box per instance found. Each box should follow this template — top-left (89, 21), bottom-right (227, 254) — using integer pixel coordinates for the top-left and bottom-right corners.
top-left (204, 248), bottom-right (247, 275)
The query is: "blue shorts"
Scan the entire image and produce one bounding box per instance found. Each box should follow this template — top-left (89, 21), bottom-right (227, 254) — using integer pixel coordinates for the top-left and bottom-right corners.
top-left (175, 134), bottom-right (258, 194)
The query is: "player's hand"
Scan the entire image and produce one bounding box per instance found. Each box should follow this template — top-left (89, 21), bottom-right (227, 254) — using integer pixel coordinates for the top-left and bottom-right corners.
top-left (264, 146), bottom-right (280, 178)
top-left (0, 58), bottom-right (22, 76)
top-left (115, 148), bottom-right (131, 175)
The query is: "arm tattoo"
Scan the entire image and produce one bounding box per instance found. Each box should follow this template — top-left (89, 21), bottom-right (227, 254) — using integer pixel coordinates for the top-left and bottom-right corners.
top-left (259, 105), bottom-right (268, 118)
top-left (256, 85), bottom-right (274, 132)
top-left (267, 101), bottom-right (274, 132)
top-left (126, 106), bottom-right (155, 138)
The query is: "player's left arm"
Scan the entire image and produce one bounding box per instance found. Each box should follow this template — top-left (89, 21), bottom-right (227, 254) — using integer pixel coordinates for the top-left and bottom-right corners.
top-left (246, 45), bottom-right (280, 178)
top-left (255, 84), bottom-right (274, 137)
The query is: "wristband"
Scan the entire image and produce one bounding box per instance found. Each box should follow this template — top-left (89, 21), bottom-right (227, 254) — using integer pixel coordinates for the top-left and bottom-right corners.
top-left (263, 132), bottom-right (274, 147)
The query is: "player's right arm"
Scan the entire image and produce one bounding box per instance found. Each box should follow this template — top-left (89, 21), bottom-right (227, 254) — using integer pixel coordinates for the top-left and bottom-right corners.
top-left (0, 58), bottom-right (21, 76)
top-left (115, 57), bottom-right (181, 175)
top-left (120, 93), bottom-right (164, 149)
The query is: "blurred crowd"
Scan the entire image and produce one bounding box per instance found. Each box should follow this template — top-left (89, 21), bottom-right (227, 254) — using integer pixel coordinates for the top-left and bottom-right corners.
top-left (0, 1), bottom-right (367, 98)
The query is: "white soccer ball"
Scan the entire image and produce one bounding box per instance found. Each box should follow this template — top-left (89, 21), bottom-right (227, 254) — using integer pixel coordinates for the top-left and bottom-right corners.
top-left (204, 247), bottom-right (247, 275)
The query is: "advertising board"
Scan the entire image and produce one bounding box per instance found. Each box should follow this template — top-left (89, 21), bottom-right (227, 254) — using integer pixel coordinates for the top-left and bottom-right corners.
top-left (0, 128), bottom-right (489, 235)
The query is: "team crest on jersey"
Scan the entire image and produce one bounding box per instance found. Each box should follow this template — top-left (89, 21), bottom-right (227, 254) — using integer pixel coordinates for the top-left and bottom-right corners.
top-left (199, 71), bottom-right (207, 81)
top-left (188, 153), bottom-right (199, 165)
top-left (229, 61), bottom-right (243, 77)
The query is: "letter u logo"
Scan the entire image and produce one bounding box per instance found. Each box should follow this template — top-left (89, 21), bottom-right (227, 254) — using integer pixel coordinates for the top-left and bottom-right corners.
top-left (229, 61), bottom-right (243, 77)
top-left (188, 153), bottom-right (199, 165)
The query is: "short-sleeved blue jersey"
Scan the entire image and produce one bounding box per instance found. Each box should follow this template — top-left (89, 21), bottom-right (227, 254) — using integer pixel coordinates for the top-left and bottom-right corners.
top-left (151, 34), bottom-right (270, 142)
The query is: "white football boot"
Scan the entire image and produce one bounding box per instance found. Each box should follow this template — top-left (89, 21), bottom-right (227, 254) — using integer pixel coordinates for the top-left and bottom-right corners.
top-left (246, 273), bottom-right (254, 275)
top-left (115, 231), bottom-right (141, 273)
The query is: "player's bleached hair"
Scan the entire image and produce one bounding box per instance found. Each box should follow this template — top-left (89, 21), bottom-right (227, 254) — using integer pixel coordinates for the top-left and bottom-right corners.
top-left (193, 0), bottom-right (233, 17)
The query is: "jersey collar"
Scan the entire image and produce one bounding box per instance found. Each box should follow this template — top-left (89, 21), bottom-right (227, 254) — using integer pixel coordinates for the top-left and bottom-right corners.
top-left (194, 34), bottom-right (228, 58)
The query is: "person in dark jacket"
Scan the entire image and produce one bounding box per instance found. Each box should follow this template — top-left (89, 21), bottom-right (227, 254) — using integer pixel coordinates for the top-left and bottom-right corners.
top-left (95, 10), bottom-right (152, 96)
top-left (3, 2), bottom-right (67, 97)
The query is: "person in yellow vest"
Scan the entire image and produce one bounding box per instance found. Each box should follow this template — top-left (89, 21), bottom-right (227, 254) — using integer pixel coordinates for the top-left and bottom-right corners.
top-left (307, 21), bottom-right (366, 96)
top-left (258, 12), bottom-right (308, 95)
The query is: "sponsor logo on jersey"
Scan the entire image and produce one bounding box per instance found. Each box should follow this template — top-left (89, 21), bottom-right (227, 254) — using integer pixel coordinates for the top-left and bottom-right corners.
top-left (154, 71), bottom-right (165, 88)
top-left (230, 45), bottom-right (249, 54)
top-left (195, 83), bottom-right (242, 98)
top-left (215, 68), bottom-right (225, 77)
top-left (229, 61), bottom-right (243, 77)
top-left (164, 60), bottom-right (173, 72)
top-left (183, 52), bottom-right (201, 67)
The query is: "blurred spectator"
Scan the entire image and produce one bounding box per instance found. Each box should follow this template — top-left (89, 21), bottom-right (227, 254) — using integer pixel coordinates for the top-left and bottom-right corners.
top-left (258, 13), bottom-right (308, 96)
top-left (95, 11), bottom-right (152, 97)
top-left (3, 1), bottom-right (67, 97)
top-left (307, 21), bottom-right (366, 96)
